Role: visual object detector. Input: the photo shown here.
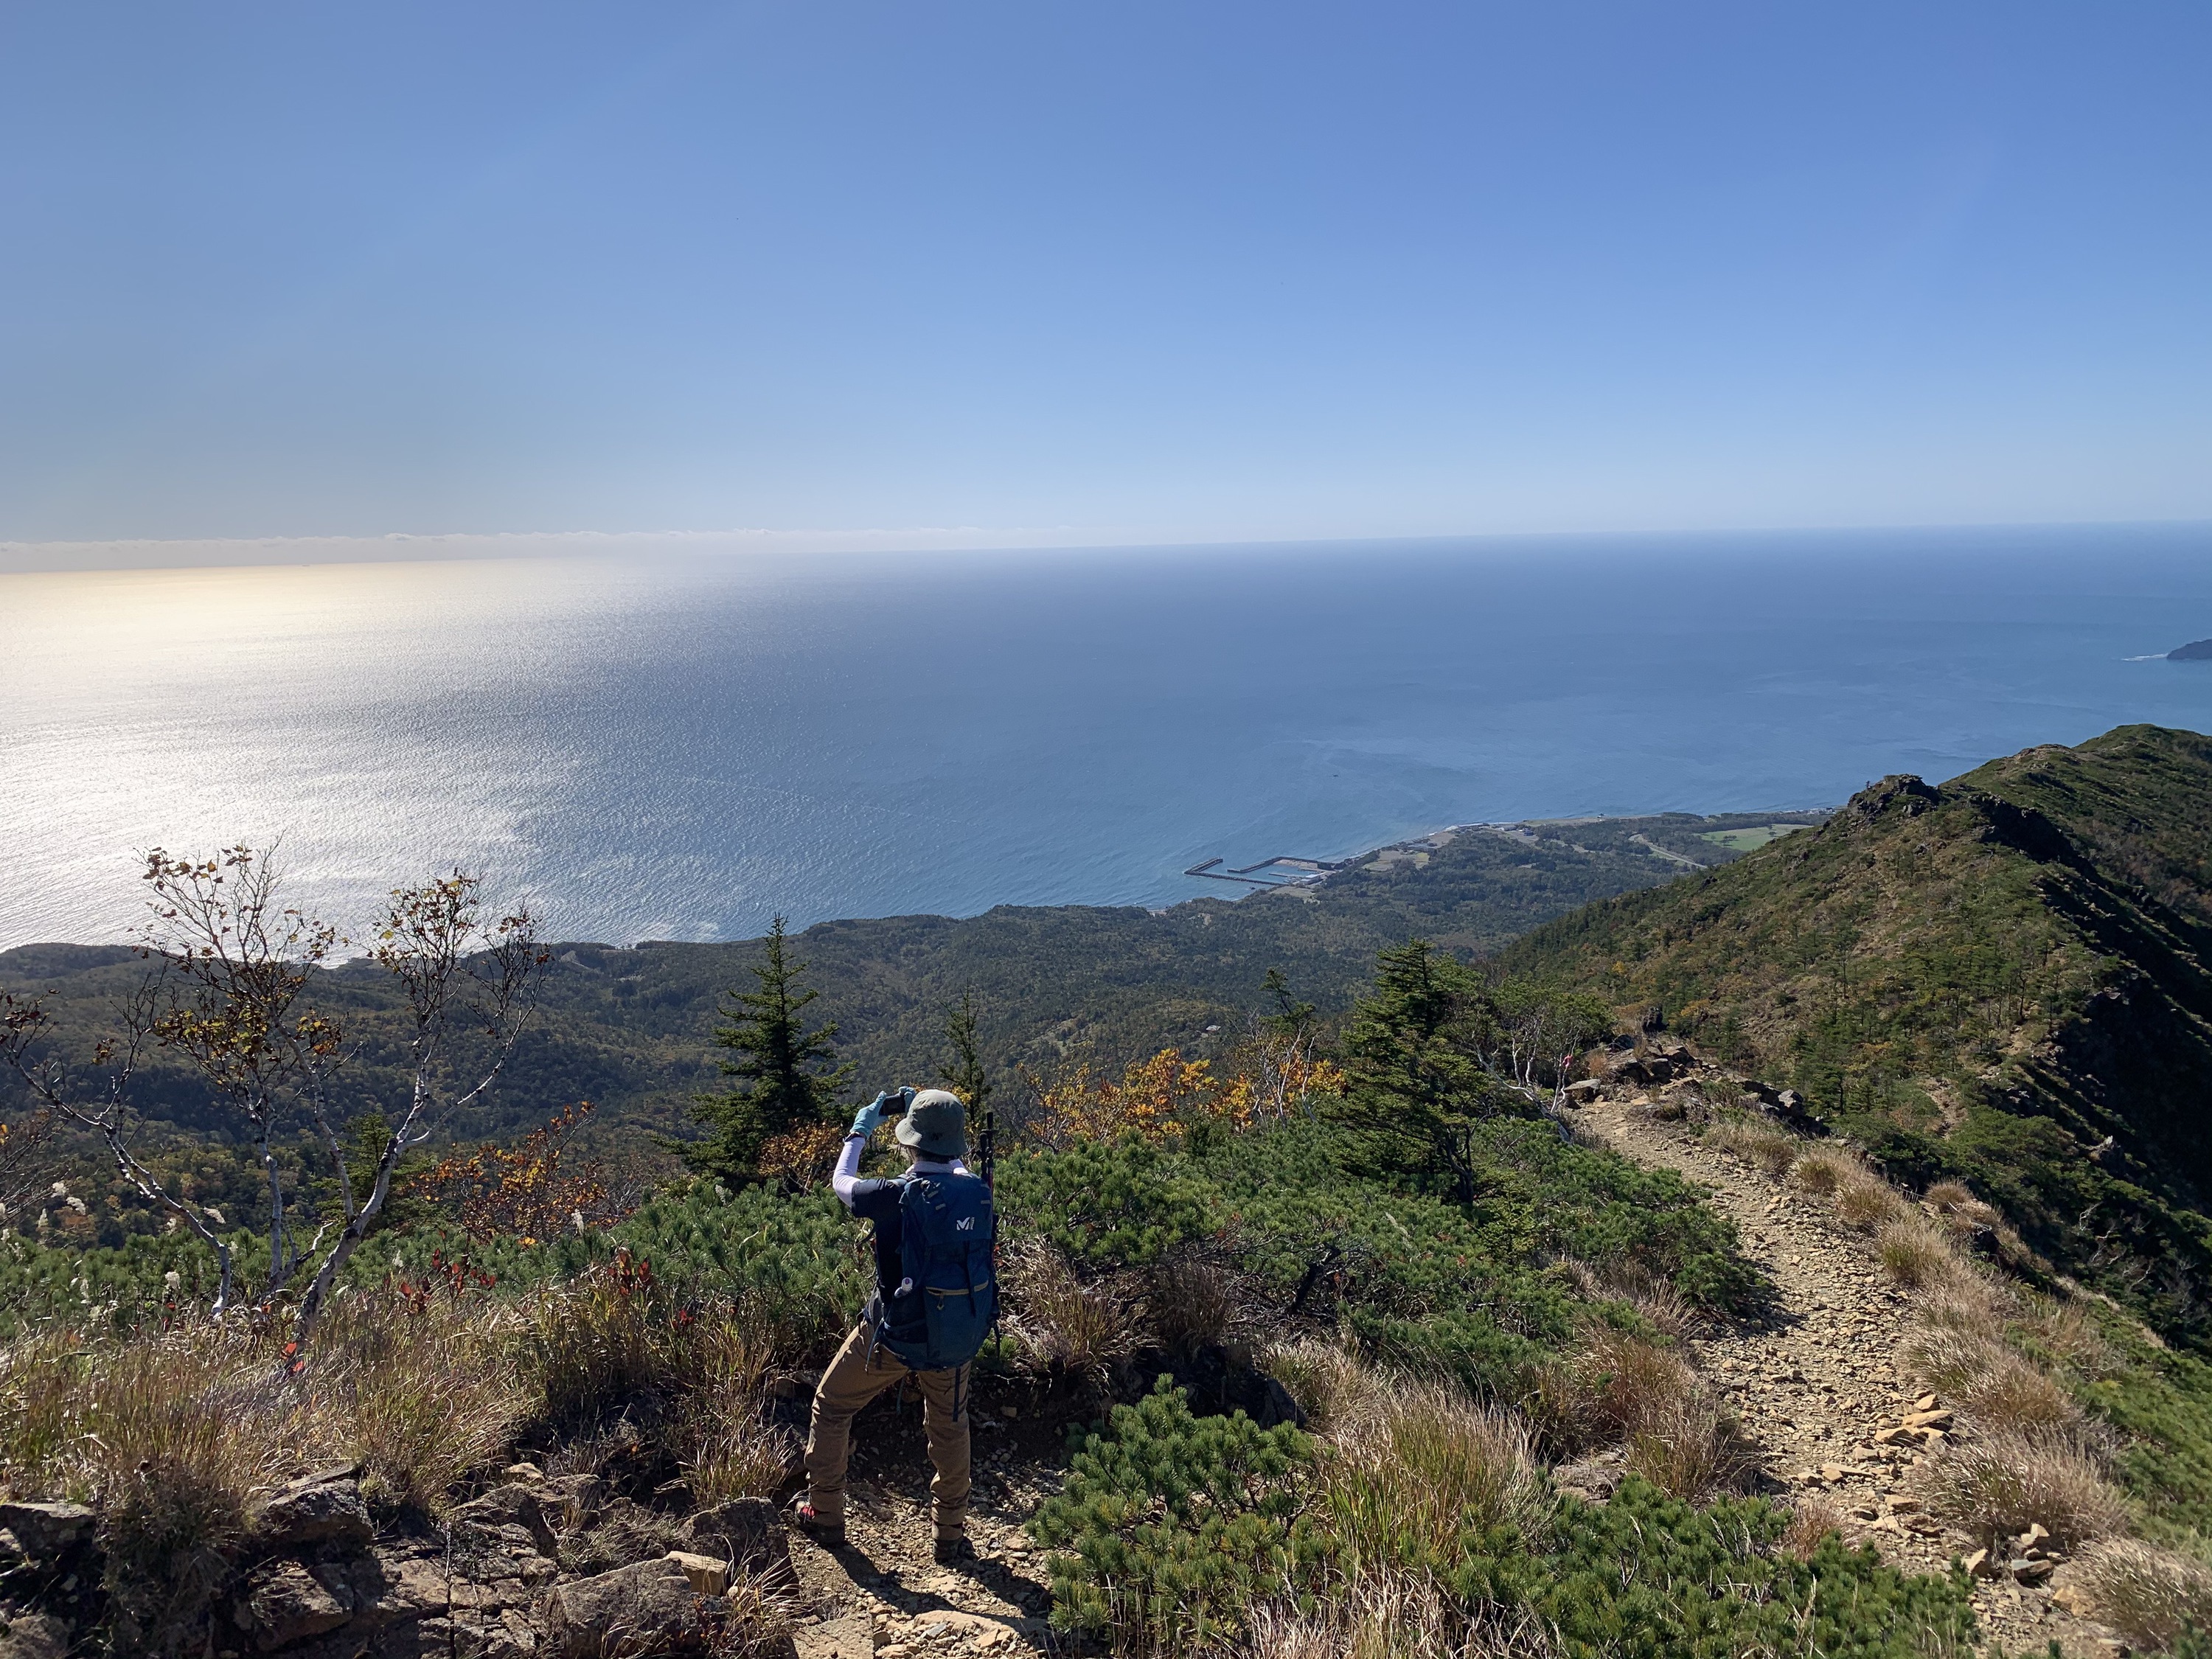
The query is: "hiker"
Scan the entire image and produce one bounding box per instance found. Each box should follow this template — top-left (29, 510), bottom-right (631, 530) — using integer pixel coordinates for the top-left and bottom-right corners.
top-left (793, 1087), bottom-right (998, 1564)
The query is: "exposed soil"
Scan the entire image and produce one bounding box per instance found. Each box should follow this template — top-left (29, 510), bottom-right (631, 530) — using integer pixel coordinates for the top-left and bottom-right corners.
top-left (782, 1390), bottom-right (1067, 1658)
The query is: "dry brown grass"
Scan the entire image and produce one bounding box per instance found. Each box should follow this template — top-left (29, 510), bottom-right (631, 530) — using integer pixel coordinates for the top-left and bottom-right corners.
top-left (1961, 1354), bottom-right (2082, 1434)
top-left (1919, 1427), bottom-right (2129, 1547)
top-left (1315, 1380), bottom-right (1554, 1581)
top-left (1247, 1572), bottom-right (1562, 1659)
top-left (1703, 1119), bottom-right (1801, 1178)
top-left (712, 1568), bottom-right (802, 1659)
top-left (2018, 1297), bottom-right (2117, 1377)
top-left (1554, 1259), bottom-right (1697, 1342)
top-left (1001, 1238), bottom-right (1144, 1385)
top-left (680, 1401), bottom-right (797, 1505)
top-left (1261, 1338), bottom-right (1385, 1438)
top-left (1877, 1220), bottom-right (1969, 1290)
top-left (1623, 1396), bottom-right (1760, 1501)
top-left (1917, 1277), bottom-right (2008, 1336)
top-left (2079, 1539), bottom-right (2212, 1653)
top-left (1144, 1255), bottom-right (1243, 1351)
top-left (1569, 1329), bottom-right (1696, 1444)
top-left (0, 1293), bottom-right (528, 1653)
top-left (317, 1295), bottom-right (529, 1513)
top-left (1901, 1324), bottom-right (2011, 1398)
top-left (1788, 1145), bottom-right (1868, 1195)
top-left (1836, 1178), bottom-right (1910, 1231)
top-left (1782, 1495), bottom-right (1846, 1562)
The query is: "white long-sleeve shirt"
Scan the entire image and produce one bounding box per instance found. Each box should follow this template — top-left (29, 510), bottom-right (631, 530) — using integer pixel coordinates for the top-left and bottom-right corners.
top-left (831, 1132), bottom-right (967, 1207)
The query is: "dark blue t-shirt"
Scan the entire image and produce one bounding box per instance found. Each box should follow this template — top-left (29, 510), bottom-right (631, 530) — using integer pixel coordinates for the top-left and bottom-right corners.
top-left (846, 1176), bottom-right (911, 1306)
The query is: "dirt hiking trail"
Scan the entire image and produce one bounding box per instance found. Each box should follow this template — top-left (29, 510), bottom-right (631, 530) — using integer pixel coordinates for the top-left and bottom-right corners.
top-left (1579, 1085), bottom-right (2126, 1658)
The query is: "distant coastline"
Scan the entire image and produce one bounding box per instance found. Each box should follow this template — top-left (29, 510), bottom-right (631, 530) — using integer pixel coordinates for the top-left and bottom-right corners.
top-left (1183, 809), bottom-right (1837, 898)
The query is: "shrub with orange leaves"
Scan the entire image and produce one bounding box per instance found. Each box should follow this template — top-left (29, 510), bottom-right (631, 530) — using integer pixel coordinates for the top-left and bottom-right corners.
top-left (1025, 1045), bottom-right (1343, 1150)
top-left (408, 1102), bottom-right (626, 1246)
top-left (754, 1120), bottom-right (849, 1192)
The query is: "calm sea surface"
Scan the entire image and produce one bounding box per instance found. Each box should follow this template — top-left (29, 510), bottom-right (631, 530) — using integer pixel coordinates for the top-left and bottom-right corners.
top-left (4, 526), bottom-right (2211, 950)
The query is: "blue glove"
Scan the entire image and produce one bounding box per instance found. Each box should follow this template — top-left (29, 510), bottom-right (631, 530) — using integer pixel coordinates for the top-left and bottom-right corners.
top-left (849, 1095), bottom-right (891, 1139)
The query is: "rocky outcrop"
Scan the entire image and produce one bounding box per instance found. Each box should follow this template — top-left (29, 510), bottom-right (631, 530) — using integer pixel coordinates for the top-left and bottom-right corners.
top-left (0, 1458), bottom-right (800, 1659)
top-left (0, 1503), bottom-right (94, 1564)
top-left (543, 1558), bottom-right (706, 1659)
top-left (251, 1467), bottom-right (377, 1551)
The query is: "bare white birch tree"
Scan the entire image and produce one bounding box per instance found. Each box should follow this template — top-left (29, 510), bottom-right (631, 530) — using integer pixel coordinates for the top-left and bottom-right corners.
top-left (287, 872), bottom-right (543, 1344)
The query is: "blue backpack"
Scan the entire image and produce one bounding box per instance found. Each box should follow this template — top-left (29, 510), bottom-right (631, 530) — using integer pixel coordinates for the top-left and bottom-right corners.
top-left (875, 1170), bottom-right (998, 1371)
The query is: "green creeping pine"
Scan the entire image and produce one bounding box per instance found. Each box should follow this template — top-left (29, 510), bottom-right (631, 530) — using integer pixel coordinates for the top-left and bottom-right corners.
top-left (1030, 1383), bottom-right (1979, 1659)
top-left (1030, 1380), bottom-right (1325, 1652)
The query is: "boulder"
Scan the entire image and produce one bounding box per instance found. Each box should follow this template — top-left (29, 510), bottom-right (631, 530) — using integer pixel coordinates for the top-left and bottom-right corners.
top-left (1563, 1079), bottom-right (1604, 1105)
top-left (0, 1613), bottom-right (70, 1659)
top-left (0, 1503), bottom-right (94, 1562)
top-left (544, 1559), bottom-right (705, 1659)
top-left (237, 1559), bottom-right (353, 1651)
top-left (251, 1471), bottom-right (375, 1550)
top-left (667, 1550), bottom-right (729, 1596)
top-left (451, 1482), bottom-right (563, 1557)
top-left (680, 1498), bottom-right (790, 1578)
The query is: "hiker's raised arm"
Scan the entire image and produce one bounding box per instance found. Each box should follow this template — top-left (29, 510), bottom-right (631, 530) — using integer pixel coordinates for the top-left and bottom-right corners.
top-left (835, 1090), bottom-right (899, 1205)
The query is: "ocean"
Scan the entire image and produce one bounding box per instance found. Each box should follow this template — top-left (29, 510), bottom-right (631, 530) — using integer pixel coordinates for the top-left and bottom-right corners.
top-left (4, 524), bottom-right (2211, 950)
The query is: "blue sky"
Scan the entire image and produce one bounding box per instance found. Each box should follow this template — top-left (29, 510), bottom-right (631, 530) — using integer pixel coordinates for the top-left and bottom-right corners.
top-left (3, 3), bottom-right (2208, 547)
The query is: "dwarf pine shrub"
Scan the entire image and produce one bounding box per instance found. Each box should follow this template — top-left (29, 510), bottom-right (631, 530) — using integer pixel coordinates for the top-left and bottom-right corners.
top-left (997, 1141), bottom-right (1214, 1270)
top-left (1032, 1383), bottom-right (1978, 1659)
top-left (1030, 1379), bottom-right (1326, 1655)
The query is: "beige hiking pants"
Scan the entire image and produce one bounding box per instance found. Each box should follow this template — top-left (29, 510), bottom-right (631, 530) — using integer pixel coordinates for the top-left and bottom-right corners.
top-left (802, 1323), bottom-right (971, 1540)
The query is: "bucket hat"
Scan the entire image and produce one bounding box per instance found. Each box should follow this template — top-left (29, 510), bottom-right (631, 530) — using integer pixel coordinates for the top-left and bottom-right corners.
top-left (894, 1088), bottom-right (968, 1159)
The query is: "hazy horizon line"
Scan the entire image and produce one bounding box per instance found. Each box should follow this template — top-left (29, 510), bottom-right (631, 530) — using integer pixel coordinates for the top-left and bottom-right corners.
top-left (4, 513), bottom-right (2208, 577)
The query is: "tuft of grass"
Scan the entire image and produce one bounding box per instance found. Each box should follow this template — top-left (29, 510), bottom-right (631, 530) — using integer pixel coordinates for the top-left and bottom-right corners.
top-left (314, 1293), bottom-right (527, 1514)
top-left (1788, 1145), bottom-right (1866, 1195)
top-left (2079, 1538), bottom-right (2212, 1653)
top-left (1916, 1278), bottom-right (2008, 1337)
top-left (1877, 1220), bottom-right (1969, 1290)
top-left (0, 1295), bottom-right (527, 1654)
top-left (1001, 1238), bottom-right (1143, 1387)
top-left (1919, 1427), bottom-right (2129, 1547)
top-left (1143, 1254), bottom-right (1242, 1352)
top-left (1248, 1573), bottom-right (1562, 1659)
top-left (1783, 1495), bottom-right (1846, 1562)
top-left (1315, 1379), bottom-right (1554, 1577)
top-left (679, 1401), bottom-right (796, 1506)
top-left (1902, 1324), bottom-right (2011, 1398)
top-left (712, 1567), bottom-right (801, 1659)
top-left (1569, 1328), bottom-right (1696, 1445)
top-left (1703, 1120), bottom-right (1801, 1178)
top-left (1922, 1180), bottom-right (1980, 1214)
top-left (1963, 1354), bottom-right (2083, 1434)
top-left (1622, 1395), bottom-right (1760, 1501)
top-left (1555, 1257), bottom-right (1698, 1342)
top-left (2017, 1296), bottom-right (2116, 1377)
top-left (1261, 1338), bottom-right (1383, 1439)
top-left (1836, 1178), bottom-right (1910, 1231)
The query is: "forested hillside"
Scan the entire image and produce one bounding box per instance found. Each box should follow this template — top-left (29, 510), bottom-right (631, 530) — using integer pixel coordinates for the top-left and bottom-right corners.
top-left (1505, 724), bottom-right (2212, 1347)
top-left (0, 809), bottom-right (1814, 1159)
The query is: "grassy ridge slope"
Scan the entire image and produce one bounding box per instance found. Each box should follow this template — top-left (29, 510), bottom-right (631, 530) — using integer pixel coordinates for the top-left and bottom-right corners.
top-left (1503, 725), bottom-right (2212, 1346)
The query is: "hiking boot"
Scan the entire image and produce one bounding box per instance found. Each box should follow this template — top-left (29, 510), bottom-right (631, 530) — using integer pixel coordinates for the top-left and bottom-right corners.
top-left (933, 1534), bottom-right (977, 1566)
top-left (790, 1501), bottom-right (845, 1549)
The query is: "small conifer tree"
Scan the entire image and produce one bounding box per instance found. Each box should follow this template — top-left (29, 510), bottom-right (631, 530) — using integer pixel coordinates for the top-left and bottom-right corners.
top-left (689, 917), bottom-right (852, 1181)
top-left (1330, 939), bottom-right (1504, 1202)
top-left (939, 990), bottom-right (992, 1117)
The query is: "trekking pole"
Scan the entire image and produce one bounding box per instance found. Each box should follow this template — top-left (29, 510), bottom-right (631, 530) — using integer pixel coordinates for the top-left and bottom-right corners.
top-left (978, 1103), bottom-right (1000, 1349)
